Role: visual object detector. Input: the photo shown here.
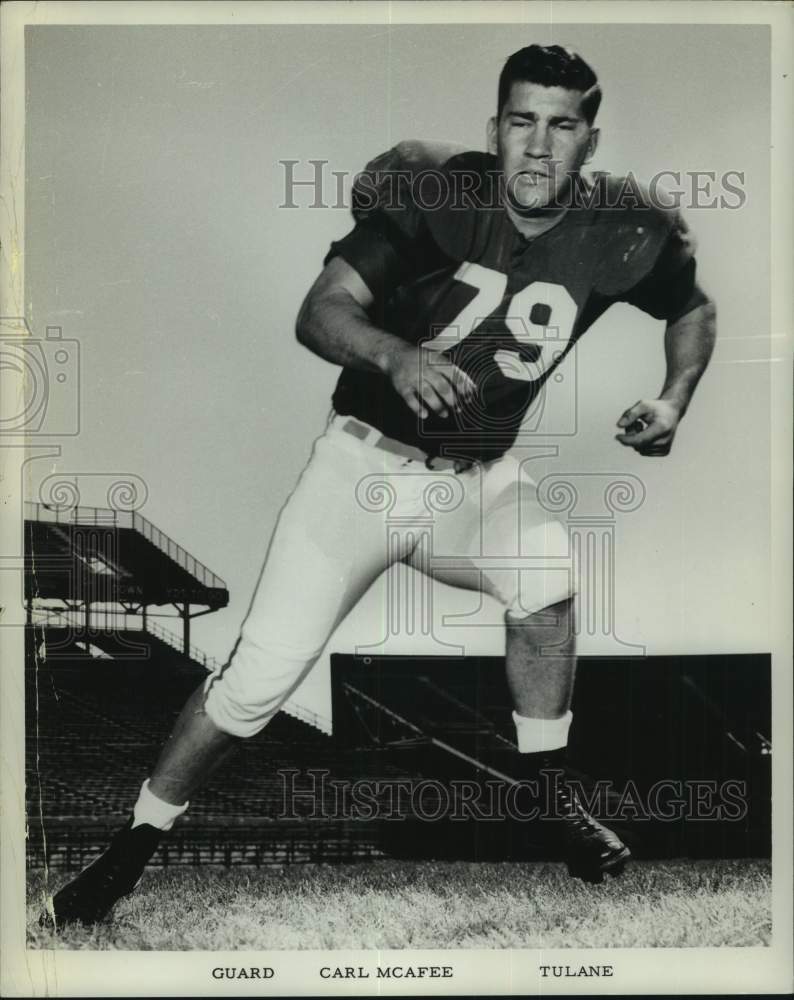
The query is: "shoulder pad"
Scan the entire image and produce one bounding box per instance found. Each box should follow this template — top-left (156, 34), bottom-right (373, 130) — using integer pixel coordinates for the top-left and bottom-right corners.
top-left (590, 175), bottom-right (698, 294)
top-left (351, 140), bottom-right (470, 229)
top-left (378, 139), bottom-right (470, 173)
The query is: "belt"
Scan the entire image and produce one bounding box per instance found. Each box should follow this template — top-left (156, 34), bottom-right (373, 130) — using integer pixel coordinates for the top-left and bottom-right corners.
top-left (337, 416), bottom-right (474, 473)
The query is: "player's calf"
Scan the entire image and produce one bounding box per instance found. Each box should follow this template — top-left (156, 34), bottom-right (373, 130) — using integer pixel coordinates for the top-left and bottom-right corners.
top-left (41, 686), bottom-right (244, 930)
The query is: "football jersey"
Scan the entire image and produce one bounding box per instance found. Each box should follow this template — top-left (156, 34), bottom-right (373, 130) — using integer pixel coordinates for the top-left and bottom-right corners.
top-left (326, 140), bottom-right (706, 464)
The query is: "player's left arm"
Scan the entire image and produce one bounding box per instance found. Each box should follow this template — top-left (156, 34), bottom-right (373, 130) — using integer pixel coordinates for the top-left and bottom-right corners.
top-left (615, 296), bottom-right (717, 456)
top-left (612, 204), bottom-right (716, 457)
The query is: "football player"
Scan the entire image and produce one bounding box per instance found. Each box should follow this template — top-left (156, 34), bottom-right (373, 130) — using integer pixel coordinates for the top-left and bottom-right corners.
top-left (45, 44), bottom-right (715, 927)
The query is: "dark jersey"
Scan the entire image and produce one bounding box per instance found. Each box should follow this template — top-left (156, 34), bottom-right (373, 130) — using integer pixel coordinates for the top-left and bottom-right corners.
top-left (326, 140), bottom-right (706, 464)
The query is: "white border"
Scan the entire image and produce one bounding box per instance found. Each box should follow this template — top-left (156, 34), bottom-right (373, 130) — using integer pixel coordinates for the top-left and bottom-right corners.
top-left (1, 2), bottom-right (791, 996)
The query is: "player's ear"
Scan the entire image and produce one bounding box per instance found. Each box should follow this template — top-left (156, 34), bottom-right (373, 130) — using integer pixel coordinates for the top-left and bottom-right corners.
top-left (487, 116), bottom-right (498, 155)
top-left (584, 127), bottom-right (600, 164)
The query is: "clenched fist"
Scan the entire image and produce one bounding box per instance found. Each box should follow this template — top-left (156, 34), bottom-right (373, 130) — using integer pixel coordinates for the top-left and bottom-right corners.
top-left (615, 398), bottom-right (682, 456)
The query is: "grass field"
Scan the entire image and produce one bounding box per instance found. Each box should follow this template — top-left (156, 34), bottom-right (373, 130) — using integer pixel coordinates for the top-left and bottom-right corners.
top-left (28, 858), bottom-right (770, 950)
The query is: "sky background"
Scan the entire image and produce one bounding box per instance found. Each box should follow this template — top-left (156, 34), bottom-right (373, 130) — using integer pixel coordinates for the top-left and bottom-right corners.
top-left (24, 22), bottom-right (770, 723)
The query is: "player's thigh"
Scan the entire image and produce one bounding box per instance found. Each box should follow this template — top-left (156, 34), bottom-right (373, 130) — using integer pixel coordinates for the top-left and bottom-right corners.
top-left (411, 456), bottom-right (573, 615)
top-left (240, 433), bottom-right (403, 657)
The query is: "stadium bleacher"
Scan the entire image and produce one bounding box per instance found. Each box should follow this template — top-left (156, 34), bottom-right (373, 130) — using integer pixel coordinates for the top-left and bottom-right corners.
top-left (24, 502), bottom-right (771, 872)
top-left (24, 503), bottom-right (416, 870)
top-left (332, 652), bottom-right (772, 861)
top-left (26, 636), bottom-right (430, 869)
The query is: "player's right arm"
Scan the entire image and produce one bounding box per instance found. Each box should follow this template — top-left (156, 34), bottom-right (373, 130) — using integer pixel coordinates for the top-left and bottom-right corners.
top-left (296, 257), bottom-right (475, 420)
top-left (296, 140), bottom-right (476, 420)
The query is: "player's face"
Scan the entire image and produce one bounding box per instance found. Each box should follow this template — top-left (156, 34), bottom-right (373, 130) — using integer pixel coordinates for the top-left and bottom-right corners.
top-left (488, 81), bottom-right (599, 211)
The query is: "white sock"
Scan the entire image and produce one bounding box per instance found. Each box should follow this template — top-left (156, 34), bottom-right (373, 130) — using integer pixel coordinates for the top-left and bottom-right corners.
top-left (512, 710), bottom-right (573, 754)
top-left (131, 779), bottom-right (189, 831)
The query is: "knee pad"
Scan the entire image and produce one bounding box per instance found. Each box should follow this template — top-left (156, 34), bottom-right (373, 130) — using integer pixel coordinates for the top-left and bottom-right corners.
top-left (498, 545), bottom-right (577, 621)
top-left (504, 591), bottom-right (576, 625)
top-left (478, 480), bottom-right (576, 619)
top-left (504, 579), bottom-right (576, 621)
top-left (203, 636), bottom-right (319, 740)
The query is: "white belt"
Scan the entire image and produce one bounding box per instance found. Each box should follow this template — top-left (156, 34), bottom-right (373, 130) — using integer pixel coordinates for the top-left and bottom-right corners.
top-left (334, 415), bottom-right (474, 473)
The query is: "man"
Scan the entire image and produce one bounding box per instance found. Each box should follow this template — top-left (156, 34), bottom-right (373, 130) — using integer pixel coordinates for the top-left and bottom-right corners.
top-left (46, 44), bottom-right (715, 926)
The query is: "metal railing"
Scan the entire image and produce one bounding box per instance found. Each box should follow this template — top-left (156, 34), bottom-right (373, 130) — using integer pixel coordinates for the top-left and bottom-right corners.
top-left (33, 606), bottom-right (141, 632)
top-left (145, 618), bottom-right (223, 674)
top-left (31, 606), bottom-right (222, 674)
top-left (31, 605), bottom-right (332, 733)
top-left (31, 607), bottom-right (81, 631)
top-left (281, 700), bottom-right (333, 735)
top-left (25, 501), bottom-right (227, 591)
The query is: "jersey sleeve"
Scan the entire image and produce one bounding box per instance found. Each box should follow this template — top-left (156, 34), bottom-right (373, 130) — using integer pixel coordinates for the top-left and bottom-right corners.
top-left (617, 211), bottom-right (708, 322)
top-left (323, 213), bottom-right (420, 302)
top-left (324, 140), bottom-right (465, 301)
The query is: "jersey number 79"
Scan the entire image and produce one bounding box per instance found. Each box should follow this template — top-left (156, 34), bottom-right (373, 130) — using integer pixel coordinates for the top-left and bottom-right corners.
top-left (425, 262), bottom-right (578, 382)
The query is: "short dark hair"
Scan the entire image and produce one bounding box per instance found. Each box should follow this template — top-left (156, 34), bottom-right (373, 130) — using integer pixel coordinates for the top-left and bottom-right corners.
top-left (497, 45), bottom-right (601, 124)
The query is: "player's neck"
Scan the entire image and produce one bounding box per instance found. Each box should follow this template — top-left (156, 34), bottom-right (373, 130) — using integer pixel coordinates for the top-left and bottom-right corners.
top-left (504, 203), bottom-right (568, 241)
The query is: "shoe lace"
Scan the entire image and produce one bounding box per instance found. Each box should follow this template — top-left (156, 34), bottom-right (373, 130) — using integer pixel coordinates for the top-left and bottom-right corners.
top-left (556, 784), bottom-right (600, 834)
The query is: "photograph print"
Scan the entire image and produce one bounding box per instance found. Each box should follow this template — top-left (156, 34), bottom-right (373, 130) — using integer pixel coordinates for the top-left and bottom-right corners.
top-left (2, 4), bottom-right (790, 996)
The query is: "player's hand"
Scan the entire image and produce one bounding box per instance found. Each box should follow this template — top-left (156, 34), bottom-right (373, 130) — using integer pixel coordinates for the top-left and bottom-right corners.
top-left (384, 343), bottom-right (477, 420)
top-left (615, 399), bottom-right (682, 456)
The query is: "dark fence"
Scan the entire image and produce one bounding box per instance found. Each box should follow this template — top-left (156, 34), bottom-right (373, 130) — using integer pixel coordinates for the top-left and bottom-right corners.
top-left (27, 820), bottom-right (384, 872)
top-left (26, 630), bottom-right (771, 870)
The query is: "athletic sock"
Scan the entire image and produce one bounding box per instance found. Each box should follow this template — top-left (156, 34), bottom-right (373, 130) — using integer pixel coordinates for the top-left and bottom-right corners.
top-left (512, 709), bottom-right (573, 754)
top-left (131, 779), bottom-right (189, 832)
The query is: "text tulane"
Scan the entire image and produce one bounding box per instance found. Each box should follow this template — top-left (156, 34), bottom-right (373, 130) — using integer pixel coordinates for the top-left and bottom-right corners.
top-left (540, 964), bottom-right (614, 978)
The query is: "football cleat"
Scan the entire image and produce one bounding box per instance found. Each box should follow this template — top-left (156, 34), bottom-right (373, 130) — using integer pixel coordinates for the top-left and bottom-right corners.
top-left (41, 820), bottom-right (164, 929)
top-left (516, 751), bottom-right (631, 883)
top-left (552, 778), bottom-right (631, 884)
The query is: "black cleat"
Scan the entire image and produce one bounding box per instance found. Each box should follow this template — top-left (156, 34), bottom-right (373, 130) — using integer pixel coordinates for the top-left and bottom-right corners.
top-left (41, 820), bottom-right (164, 929)
top-left (516, 750), bottom-right (631, 884)
top-left (554, 780), bottom-right (631, 884)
